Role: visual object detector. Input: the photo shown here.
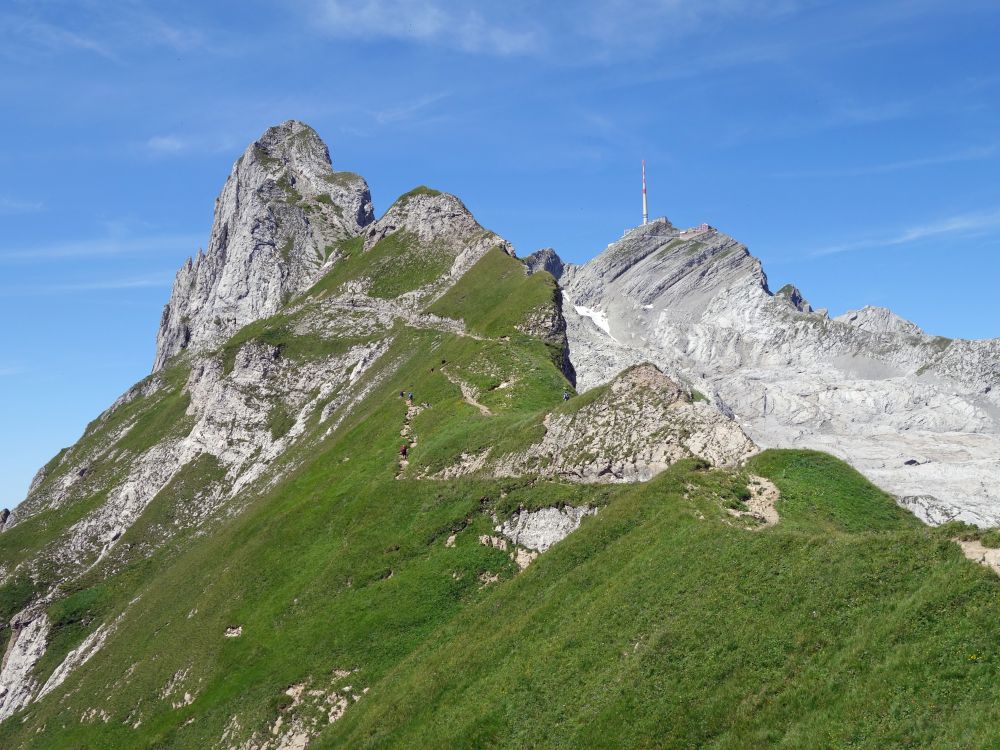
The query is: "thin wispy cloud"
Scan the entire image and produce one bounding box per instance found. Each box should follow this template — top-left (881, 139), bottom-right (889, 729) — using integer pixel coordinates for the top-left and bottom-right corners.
top-left (145, 135), bottom-right (188, 154)
top-left (776, 145), bottom-right (1000, 178)
top-left (0, 273), bottom-right (174, 297)
top-left (0, 232), bottom-right (202, 262)
top-left (140, 130), bottom-right (247, 158)
top-left (812, 206), bottom-right (1000, 256)
top-left (0, 365), bottom-right (26, 377)
top-left (372, 92), bottom-right (451, 126)
top-left (572, 0), bottom-right (803, 55)
top-left (0, 2), bottom-right (213, 63)
top-left (0, 14), bottom-right (116, 60)
top-left (0, 196), bottom-right (44, 215)
top-left (309, 0), bottom-right (540, 56)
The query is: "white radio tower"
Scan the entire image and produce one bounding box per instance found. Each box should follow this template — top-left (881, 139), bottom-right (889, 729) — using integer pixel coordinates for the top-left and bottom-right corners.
top-left (641, 159), bottom-right (649, 226)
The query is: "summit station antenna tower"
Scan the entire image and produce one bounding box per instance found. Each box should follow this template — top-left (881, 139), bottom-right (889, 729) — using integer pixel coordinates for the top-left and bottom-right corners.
top-left (641, 159), bottom-right (649, 226)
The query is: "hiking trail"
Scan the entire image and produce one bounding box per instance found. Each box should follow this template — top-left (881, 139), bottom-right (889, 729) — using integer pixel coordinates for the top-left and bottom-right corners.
top-left (440, 366), bottom-right (492, 417)
top-left (396, 398), bottom-right (425, 479)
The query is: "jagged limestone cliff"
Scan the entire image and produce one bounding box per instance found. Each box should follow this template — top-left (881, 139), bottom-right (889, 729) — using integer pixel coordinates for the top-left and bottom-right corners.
top-left (154, 120), bottom-right (374, 371)
top-left (560, 220), bottom-right (1000, 525)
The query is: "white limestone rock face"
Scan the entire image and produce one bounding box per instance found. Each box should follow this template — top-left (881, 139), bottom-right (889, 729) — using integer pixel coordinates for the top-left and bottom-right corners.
top-left (153, 120), bottom-right (374, 371)
top-left (834, 305), bottom-right (924, 336)
top-left (498, 505), bottom-right (598, 552)
top-left (561, 221), bottom-right (1000, 525)
top-left (0, 609), bottom-right (50, 721)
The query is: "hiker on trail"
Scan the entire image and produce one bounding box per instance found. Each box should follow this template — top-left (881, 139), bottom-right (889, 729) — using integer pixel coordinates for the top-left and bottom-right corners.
top-left (400, 444), bottom-right (408, 457)
top-left (408, 392), bottom-right (413, 401)
top-left (400, 390), bottom-right (405, 398)
top-left (563, 390), bottom-right (570, 401)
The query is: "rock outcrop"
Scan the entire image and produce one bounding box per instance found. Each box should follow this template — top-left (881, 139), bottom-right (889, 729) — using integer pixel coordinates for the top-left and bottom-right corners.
top-left (834, 305), bottom-right (924, 336)
top-left (560, 220), bottom-right (1000, 525)
top-left (153, 120), bottom-right (374, 371)
top-left (498, 505), bottom-right (597, 552)
top-left (0, 609), bottom-right (50, 721)
top-left (775, 284), bottom-right (814, 313)
top-left (523, 248), bottom-right (564, 280)
top-left (435, 364), bottom-right (756, 482)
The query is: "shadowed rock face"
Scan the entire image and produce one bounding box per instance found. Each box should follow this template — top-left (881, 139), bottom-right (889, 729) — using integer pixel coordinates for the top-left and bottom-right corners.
top-left (153, 120), bottom-right (374, 371)
top-left (560, 221), bottom-right (1000, 525)
top-left (775, 284), bottom-right (814, 313)
top-left (523, 248), bottom-right (564, 280)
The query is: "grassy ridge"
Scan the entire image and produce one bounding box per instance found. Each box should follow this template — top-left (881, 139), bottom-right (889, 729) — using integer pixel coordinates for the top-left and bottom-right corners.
top-left (747, 449), bottom-right (923, 534)
top-left (0, 325), bottom-right (577, 748)
top-left (306, 230), bottom-right (456, 300)
top-left (428, 247), bottom-right (554, 338)
top-left (322, 459), bottom-right (999, 749)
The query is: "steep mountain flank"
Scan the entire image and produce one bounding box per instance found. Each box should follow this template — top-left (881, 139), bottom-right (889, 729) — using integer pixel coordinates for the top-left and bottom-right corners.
top-left (154, 120), bottom-right (374, 371)
top-left (0, 123), bottom-right (583, 732)
top-left (560, 220), bottom-right (1000, 525)
top-left (6, 122), bottom-right (1000, 749)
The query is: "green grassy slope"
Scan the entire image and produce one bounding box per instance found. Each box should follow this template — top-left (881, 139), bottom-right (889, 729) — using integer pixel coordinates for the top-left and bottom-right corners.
top-left (4, 235), bottom-right (1000, 749)
top-left (323, 457), bottom-right (1000, 749)
top-left (428, 247), bottom-right (554, 338)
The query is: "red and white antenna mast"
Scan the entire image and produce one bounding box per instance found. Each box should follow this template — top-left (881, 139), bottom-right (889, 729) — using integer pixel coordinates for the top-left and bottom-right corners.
top-left (641, 159), bottom-right (649, 226)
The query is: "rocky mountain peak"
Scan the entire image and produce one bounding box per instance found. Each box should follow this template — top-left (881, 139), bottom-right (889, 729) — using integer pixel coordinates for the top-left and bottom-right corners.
top-left (774, 283), bottom-right (814, 313)
top-left (562, 219), bottom-right (1000, 526)
top-left (564, 220), bottom-right (766, 318)
top-left (363, 187), bottom-right (504, 251)
top-left (152, 122), bottom-right (374, 371)
top-left (523, 248), bottom-right (564, 280)
top-left (252, 120), bottom-right (331, 179)
top-left (834, 305), bottom-right (924, 336)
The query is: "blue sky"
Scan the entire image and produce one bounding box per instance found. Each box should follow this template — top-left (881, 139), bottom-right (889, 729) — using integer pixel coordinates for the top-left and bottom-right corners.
top-left (2, 0), bottom-right (999, 506)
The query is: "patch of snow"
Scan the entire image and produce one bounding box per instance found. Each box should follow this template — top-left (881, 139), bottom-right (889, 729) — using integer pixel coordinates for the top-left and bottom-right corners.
top-left (573, 304), bottom-right (613, 338)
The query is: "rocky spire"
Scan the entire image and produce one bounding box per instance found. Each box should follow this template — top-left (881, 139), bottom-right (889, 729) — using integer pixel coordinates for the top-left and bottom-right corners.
top-left (774, 284), bottom-right (814, 313)
top-left (153, 121), bottom-right (374, 371)
top-left (523, 248), bottom-right (564, 280)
